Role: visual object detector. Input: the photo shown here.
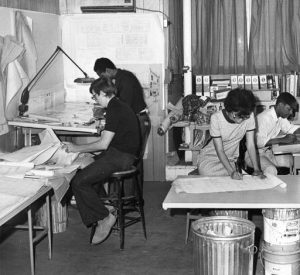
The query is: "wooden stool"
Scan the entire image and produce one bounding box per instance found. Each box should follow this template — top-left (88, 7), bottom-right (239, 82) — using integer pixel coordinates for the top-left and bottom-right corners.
top-left (102, 166), bottom-right (147, 249)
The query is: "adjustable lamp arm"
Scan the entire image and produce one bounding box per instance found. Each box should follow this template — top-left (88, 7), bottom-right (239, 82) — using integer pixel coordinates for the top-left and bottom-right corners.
top-left (18, 46), bottom-right (94, 116)
top-left (57, 46), bottom-right (88, 78)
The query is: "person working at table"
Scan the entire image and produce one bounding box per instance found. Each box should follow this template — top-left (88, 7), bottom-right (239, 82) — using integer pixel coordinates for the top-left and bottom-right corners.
top-left (245, 92), bottom-right (300, 175)
top-left (63, 76), bottom-right (140, 245)
top-left (197, 88), bottom-right (264, 179)
top-left (93, 58), bottom-right (150, 157)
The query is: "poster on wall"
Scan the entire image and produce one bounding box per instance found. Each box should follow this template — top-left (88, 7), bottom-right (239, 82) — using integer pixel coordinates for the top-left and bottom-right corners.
top-left (61, 13), bottom-right (165, 119)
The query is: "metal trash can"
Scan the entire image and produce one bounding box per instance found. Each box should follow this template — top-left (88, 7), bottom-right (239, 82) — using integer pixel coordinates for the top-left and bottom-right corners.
top-left (192, 216), bottom-right (256, 275)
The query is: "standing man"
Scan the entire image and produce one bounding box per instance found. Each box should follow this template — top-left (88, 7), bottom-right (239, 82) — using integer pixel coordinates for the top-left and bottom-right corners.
top-left (245, 92), bottom-right (300, 175)
top-left (63, 76), bottom-right (140, 245)
top-left (94, 58), bottom-right (151, 158)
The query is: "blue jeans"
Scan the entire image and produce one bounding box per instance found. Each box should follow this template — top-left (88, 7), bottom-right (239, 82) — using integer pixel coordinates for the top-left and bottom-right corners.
top-left (71, 147), bottom-right (136, 227)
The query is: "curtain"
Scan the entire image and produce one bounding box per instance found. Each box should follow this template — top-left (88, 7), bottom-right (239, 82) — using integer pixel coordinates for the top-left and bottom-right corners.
top-left (168, 0), bottom-right (183, 75)
top-left (191, 0), bottom-right (248, 74)
top-left (249, 0), bottom-right (300, 74)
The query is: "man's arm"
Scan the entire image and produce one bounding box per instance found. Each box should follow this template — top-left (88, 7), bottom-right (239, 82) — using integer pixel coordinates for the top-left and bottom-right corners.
top-left (64, 130), bottom-right (115, 153)
top-left (265, 134), bottom-right (297, 147)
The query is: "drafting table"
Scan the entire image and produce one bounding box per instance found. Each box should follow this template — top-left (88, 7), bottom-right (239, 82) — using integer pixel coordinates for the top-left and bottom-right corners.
top-left (8, 102), bottom-right (99, 146)
top-left (162, 175), bottom-right (300, 210)
top-left (0, 185), bottom-right (52, 275)
top-left (272, 142), bottom-right (300, 175)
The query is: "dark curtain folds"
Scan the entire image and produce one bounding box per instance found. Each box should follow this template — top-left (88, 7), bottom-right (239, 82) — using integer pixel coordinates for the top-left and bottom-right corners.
top-left (168, 0), bottom-right (183, 75)
top-left (191, 0), bottom-right (300, 75)
top-left (249, 0), bottom-right (300, 74)
top-left (191, 0), bottom-right (248, 74)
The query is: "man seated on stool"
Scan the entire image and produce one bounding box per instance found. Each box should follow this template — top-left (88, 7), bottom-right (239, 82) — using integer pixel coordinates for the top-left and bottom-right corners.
top-left (63, 76), bottom-right (140, 245)
top-left (245, 92), bottom-right (300, 175)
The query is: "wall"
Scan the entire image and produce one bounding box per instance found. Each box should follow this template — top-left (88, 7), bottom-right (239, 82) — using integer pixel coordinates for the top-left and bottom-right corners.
top-left (0, 7), bottom-right (62, 152)
top-left (59, 0), bottom-right (169, 181)
top-left (0, 0), bottom-right (60, 14)
top-left (61, 13), bottom-right (166, 181)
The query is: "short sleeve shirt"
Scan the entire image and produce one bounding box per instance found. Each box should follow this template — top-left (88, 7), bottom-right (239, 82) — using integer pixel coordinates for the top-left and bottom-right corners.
top-left (202, 110), bottom-right (255, 160)
top-left (105, 97), bottom-right (140, 156)
top-left (256, 107), bottom-right (300, 149)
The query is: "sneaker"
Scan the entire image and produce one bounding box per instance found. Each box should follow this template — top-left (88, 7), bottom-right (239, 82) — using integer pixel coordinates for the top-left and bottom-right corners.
top-left (91, 213), bottom-right (116, 245)
top-left (105, 204), bottom-right (115, 213)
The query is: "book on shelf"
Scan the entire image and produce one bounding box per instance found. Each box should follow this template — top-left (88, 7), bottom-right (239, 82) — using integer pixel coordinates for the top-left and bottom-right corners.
top-left (203, 75), bottom-right (210, 97)
top-left (237, 75), bottom-right (244, 88)
top-left (195, 75), bottom-right (203, 96)
top-left (267, 75), bottom-right (274, 89)
top-left (251, 75), bottom-right (259, 90)
top-left (259, 75), bottom-right (267, 89)
top-left (231, 75), bottom-right (238, 89)
top-left (244, 75), bottom-right (252, 89)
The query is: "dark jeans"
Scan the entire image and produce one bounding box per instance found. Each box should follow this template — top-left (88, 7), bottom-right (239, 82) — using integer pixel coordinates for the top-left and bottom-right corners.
top-left (71, 147), bottom-right (136, 227)
top-left (137, 113), bottom-right (151, 158)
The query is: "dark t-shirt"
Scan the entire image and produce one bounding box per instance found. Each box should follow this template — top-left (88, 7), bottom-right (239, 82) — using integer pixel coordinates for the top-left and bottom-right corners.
top-left (104, 97), bottom-right (140, 156)
top-left (115, 69), bottom-right (147, 114)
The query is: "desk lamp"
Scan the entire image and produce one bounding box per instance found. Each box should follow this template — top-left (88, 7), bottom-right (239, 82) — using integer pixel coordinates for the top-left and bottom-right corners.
top-left (18, 46), bottom-right (95, 116)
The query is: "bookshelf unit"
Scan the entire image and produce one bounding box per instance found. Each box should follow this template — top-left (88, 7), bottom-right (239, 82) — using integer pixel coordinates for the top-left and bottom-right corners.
top-left (166, 72), bottom-right (300, 180)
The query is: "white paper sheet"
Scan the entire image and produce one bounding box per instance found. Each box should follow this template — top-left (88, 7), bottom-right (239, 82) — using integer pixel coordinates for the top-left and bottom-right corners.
top-left (0, 193), bottom-right (27, 222)
top-left (172, 173), bottom-right (286, 194)
top-left (0, 161), bottom-right (34, 178)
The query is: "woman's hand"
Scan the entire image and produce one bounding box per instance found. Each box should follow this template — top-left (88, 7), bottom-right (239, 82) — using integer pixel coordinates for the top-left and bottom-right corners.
top-left (252, 170), bottom-right (266, 179)
top-left (230, 171), bottom-right (243, 180)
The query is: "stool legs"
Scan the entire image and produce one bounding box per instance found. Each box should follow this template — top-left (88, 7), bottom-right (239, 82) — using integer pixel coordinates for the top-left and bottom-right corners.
top-left (134, 173), bottom-right (147, 239)
top-left (118, 179), bottom-right (125, 250)
top-left (104, 167), bottom-right (147, 249)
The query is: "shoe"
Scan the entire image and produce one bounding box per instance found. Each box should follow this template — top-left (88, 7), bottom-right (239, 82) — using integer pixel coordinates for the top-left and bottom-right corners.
top-left (91, 213), bottom-right (116, 245)
top-left (89, 222), bottom-right (97, 244)
top-left (105, 204), bottom-right (116, 213)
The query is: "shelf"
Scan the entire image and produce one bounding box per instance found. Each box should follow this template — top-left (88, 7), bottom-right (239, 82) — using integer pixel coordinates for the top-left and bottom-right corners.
top-left (171, 121), bottom-right (210, 130)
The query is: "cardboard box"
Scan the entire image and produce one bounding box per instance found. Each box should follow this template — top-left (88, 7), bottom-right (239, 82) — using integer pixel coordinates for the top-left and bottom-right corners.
top-left (253, 90), bottom-right (273, 101)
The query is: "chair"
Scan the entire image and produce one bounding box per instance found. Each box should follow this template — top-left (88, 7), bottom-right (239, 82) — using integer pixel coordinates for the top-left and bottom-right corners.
top-left (101, 166), bottom-right (147, 250)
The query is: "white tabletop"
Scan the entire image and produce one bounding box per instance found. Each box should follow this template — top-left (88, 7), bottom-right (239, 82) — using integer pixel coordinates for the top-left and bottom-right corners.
top-left (8, 102), bottom-right (98, 134)
top-left (162, 175), bottom-right (300, 210)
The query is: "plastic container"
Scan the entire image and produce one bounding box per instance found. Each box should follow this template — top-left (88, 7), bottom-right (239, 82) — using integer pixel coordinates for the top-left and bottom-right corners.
top-left (262, 209), bottom-right (300, 252)
top-left (192, 216), bottom-right (255, 275)
top-left (261, 243), bottom-right (300, 275)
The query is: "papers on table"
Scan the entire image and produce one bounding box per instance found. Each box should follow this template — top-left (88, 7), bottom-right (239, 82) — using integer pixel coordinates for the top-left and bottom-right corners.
top-left (172, 173), bottom-right (286, 194)
top-left (0, 128), bottom-right (79, 174)
top-left (0, 176), bottom-right (46, 222)
top-left (0, 161), bottom-right (34, 178)
top-left (0, 176), bottom-right (47, 197)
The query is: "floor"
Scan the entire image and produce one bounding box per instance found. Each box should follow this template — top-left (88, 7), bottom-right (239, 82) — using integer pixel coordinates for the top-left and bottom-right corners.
top-left (0, 181), bottom-right (265, 275)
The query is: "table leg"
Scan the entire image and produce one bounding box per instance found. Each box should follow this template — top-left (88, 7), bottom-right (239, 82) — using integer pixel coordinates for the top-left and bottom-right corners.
top-left (46, 194), bottom-right (52, 259)
top-left (28, 208), bottom-right (35, 275)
